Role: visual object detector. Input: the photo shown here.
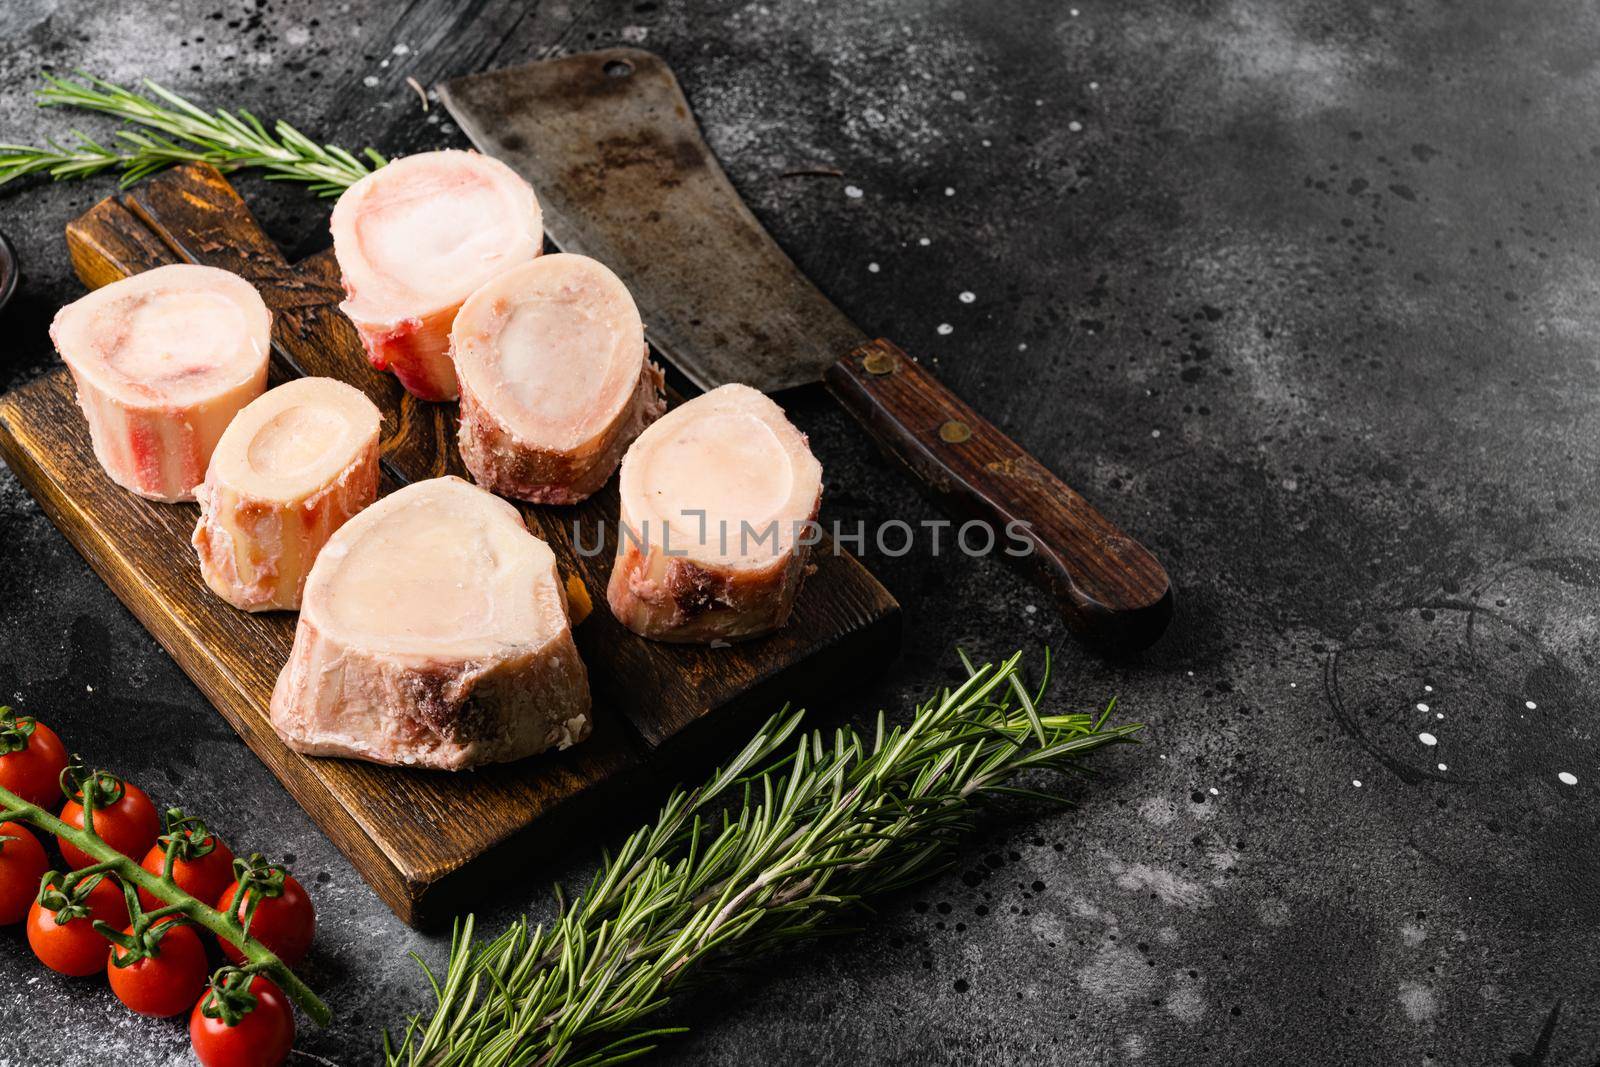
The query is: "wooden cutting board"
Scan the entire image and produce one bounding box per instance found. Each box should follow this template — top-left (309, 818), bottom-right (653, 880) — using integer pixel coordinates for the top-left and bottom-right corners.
top-left (0, 164), bottom-right (900, 927)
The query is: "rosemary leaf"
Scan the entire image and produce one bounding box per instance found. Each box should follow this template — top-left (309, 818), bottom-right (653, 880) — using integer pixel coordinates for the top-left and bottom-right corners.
top-left (0, 73), bottom-right (384, 195)
top-left (385, 650), bottom-right (1141, 1066)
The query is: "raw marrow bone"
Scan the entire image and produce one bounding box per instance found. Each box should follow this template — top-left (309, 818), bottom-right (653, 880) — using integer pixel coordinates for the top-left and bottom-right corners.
top-left (331, 149), bottom-right (543, 402)
top-left (192, 377), bottom-right (381, 612)
top-left (455, 253), bottom-right (666, 504)
top-left (50, 263), bottom-right (270, 502)
top-left (270, 476), bottom-right (592, 770)
top-left (607, 384), bottom-right (823, 643)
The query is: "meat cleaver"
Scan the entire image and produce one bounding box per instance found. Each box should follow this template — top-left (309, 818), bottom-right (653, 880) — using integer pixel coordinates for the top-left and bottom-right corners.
top-left (439, 48), bottom-right (1172, 651)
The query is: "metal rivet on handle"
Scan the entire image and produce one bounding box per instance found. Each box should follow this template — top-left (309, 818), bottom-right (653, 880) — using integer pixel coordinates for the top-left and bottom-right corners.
top-left (939, 419), bottom-right (972, 444)
top-left (862, 349), bottom-right (898, 375)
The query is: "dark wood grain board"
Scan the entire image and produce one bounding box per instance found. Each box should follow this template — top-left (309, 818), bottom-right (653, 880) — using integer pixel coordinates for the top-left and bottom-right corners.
top-left (0, 163), bottom-right (901, 926)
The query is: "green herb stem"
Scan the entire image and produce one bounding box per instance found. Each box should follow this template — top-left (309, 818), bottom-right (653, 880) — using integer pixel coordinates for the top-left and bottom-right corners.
top-left (384, 650), bottom-right (1140, 1067)
top-left (0, 73), bottom-right (385, 195)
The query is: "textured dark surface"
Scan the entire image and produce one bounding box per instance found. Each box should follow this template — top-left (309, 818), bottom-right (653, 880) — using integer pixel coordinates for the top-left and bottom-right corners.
top-left (1, 0), bottom-right (1596, 1064)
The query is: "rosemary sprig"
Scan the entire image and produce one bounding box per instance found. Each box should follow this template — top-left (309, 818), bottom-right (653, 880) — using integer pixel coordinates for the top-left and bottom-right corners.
top-left (384, 650), bottom-right (1140, 1066)
top-left (0, 73), bottom-right (386, 196)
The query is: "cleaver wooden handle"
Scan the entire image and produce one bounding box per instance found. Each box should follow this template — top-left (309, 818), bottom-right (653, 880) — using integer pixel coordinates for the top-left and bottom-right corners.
top-left (823, 339), bottom-right (1173, 651)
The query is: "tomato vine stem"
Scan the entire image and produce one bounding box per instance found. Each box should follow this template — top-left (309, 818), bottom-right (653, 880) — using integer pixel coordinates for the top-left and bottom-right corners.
top-left (0, 782), bottom-right (330, 1027)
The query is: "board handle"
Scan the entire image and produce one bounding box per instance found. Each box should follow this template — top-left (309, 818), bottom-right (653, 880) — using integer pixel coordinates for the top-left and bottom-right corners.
top-left (823, 339), bottom-right (1173, 651)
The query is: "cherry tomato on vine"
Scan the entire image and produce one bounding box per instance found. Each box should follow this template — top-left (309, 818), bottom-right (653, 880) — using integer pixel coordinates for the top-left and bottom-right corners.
top-left (57, 775), bottom-right (160, 869)
top-left (108, 919), bottom-right (209, 1017)
top-left (0, 712), bottom-right (69, 811)
top-left (139, 821), bottom-right (235, 911)
top-left (217, 866), bottom-right (315, 967)
top-left (190, 974), bottom-right (296, 1067)
top-left (26, 874), bottom-right (126, 976)
top-left (0, 822), bottom-right (49, 925)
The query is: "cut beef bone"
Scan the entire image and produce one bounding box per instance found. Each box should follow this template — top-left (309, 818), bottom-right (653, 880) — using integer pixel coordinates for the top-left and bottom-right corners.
top-left (270, 476), bottom-right (591, 770)
top-left (454, 253), bottom-right (666, 504)
top-left (331, 149), bottom-right (542, 402)
top-left (607, 384), bottom-right (824, 643)
top-left (192, 377), bottom-right (381, 612)
top-left (50, 263), bottom-right (270, 502)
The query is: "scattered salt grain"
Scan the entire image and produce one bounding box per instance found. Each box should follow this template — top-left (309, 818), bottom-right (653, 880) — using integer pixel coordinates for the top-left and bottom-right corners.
top-left (844, 185), bottom-right (863, 199)
top-left (1068, 121), bottom-right (1083, 132)
top-left (959, 291), bottom-right (976, 303)
top-left (867, 262), bottom-right (880, 273)
top-left (1352, 780), bottom-right (1362, 788)
top-left (936, 323), bottom-right (954, 336)
top-left (1558, 771), bottom-right (1578, 786)
top-left (1418, 732), bottom-right (1437, 747)
top-left (363, 75), bottom-right (380, 87)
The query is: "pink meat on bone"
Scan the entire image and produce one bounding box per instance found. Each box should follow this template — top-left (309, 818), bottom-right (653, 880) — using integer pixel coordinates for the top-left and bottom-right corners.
top-left (270, 476), bottom-right (591, 770)
top-left (606, 384), bottom-right (823, 644)
top-left (191, 377), bottom-right (381, 612)
top-left (330, 150), bottom-right (543, 402)
top-left (50, 263), bottom-right (271, 502)
top-left (454, 253), bottom-right (666, 505)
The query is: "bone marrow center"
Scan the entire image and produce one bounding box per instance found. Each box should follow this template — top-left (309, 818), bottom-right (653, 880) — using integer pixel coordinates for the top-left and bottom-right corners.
top-left (353, 169), bottom-right (513, 297)
top-left (640, 412), bottom-right (794, 533)
top-left (245, 404), bottom-right (348, 479)
top-left (494, 298), bottom-right (619, 425)
top-left (107, 291), bottom-right (249, 381)
top-left (323, 502), bottom-right (509, 642)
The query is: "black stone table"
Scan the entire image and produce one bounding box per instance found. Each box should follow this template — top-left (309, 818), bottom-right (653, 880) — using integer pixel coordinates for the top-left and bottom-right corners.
top-left (2, 1), bottom-right (1595, 1062)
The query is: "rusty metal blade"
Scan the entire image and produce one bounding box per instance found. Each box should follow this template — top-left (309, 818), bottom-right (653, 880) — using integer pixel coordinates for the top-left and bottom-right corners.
top-left (438, 48), bottom-right (867, 394)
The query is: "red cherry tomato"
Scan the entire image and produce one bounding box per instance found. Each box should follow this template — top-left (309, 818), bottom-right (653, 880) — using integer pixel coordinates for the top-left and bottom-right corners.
top-left (190, 975), bottom-right (296, 1067)
top-left (0, 715), bottom-right (69, 810)
top-left (108, 919), bottom-right (209, 1017)
top-left (0, 822), bottom-right (49, 925)
top-left (80, 871), bottom-right (131, 927)
top-left (139, 829), bottom-right (236, 911)
top-left (58, 778), bottom-right (160, 869)
top-left (218, 872), bottom-right (315, 967)
top-left (26, 874), bottom-right (127, 977)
